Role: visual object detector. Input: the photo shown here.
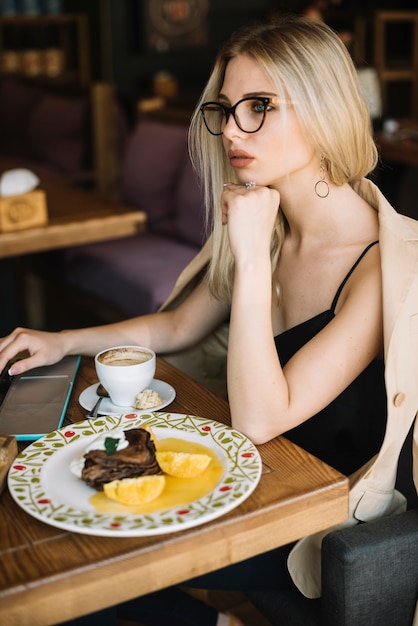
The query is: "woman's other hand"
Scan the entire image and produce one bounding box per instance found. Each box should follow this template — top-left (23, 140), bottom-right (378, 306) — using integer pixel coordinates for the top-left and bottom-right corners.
top-left (0, 327), bottom-right (68, 376)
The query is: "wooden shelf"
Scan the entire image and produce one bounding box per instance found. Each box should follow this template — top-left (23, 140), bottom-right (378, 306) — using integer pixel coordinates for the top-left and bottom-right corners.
top-left (374, 10), bottom-right (418, 119)
top-left (0, 14), bottom-right (85, 24)
top-left (0, 12), bottom-right (90, 87)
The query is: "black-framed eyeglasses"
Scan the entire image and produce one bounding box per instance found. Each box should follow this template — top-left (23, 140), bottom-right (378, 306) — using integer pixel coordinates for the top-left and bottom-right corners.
top-left (200, 96), bottom-right (272, 136)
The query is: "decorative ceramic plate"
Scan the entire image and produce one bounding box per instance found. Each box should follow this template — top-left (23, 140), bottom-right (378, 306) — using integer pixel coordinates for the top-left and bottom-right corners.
top-left (79, 380), bottom-right (176, 416)
top-left (8, 413), bottom-right (262, 537)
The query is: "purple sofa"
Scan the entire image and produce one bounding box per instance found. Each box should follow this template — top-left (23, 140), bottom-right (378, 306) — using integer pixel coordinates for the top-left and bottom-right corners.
top-left (0, 78), bottom-right (90, 179)
top-left (65, 118), bottom-right (207, 317)
top-left (0, 79), bottom-right (206, 320)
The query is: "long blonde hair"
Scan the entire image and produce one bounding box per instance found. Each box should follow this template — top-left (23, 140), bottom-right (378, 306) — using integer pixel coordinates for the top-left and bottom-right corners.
top-left (188, 15), bottom-right (378, 301)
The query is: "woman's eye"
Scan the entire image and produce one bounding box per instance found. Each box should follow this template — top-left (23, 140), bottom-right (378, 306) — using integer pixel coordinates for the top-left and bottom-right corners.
top-left (252, 102), bottom-right (266, 113)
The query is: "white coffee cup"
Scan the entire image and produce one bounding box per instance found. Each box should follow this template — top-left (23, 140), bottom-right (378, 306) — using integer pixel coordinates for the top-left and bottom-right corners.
top-left (94, 345), bottom-right (156, 407)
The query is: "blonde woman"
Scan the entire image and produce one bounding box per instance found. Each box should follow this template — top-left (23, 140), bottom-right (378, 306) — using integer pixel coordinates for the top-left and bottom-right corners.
top-left (1, 16), bottom-right (417, 625)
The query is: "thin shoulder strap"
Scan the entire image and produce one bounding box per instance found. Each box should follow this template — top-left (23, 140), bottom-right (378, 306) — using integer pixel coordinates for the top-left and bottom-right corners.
top-left (330, 240), bottom-right (379, 313)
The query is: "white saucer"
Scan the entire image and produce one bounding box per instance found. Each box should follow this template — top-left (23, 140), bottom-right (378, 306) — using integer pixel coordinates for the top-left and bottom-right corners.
top-left (79, 380), bottom-right (176, 416)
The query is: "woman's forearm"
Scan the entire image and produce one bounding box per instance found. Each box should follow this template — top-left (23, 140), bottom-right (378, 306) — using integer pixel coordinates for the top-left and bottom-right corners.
top-left (59, 311), bottom-right (176, 357)
top-left (227, 257), bottom-right (289, 443)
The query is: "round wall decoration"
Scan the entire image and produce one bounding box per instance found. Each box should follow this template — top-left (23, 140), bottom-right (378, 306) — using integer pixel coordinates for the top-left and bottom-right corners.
top-left (148, 0), bottom-right (209, 38)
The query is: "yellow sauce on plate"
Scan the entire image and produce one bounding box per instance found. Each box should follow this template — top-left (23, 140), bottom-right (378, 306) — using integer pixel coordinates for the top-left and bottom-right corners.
top-left (89, 437), bottom-right (223, 514)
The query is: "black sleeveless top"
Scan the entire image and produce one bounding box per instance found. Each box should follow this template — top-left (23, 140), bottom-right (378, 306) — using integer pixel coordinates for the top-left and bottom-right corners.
top-left (274, 241), bottom-right (387, 475)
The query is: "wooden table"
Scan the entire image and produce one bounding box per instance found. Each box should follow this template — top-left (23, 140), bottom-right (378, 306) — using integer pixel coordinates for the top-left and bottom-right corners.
top-left (0, 178), bottom-right (146, 259)
top-left (0, 357), bottom-right (349, 625)
top-left (375, 123), bottom-right (418, 169)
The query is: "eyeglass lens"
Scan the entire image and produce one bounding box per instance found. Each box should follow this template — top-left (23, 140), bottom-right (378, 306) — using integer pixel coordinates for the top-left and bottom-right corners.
top-left (202, 98), bottom-right (268, 135)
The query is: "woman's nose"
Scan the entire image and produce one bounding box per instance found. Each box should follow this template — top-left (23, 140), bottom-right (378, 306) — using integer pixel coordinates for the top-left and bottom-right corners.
top-left (222, 115), bottom-right (243, 139)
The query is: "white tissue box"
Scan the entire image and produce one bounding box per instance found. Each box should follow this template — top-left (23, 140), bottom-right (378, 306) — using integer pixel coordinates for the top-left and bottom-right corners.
top-left (0, 190), bottom-right (48, 233)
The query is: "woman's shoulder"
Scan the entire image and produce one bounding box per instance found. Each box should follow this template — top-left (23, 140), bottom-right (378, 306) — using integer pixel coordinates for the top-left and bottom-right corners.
top-left (332, 238), bottom-right (381, 318)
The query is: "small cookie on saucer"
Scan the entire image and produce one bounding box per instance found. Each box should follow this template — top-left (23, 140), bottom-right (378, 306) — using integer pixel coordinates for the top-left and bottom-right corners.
top-left (133, 388), bottom-right (162, 410)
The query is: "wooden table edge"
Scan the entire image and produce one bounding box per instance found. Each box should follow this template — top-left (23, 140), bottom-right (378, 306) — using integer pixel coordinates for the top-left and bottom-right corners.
top-left (0, 210), bottom-right (147, 259)
top-left (0, 477), bottom-right (348, 625)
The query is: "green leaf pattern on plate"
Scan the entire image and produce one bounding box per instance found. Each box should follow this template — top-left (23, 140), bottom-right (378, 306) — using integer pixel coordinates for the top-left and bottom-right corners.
top-left (8, 412), bottom-right (262, 537)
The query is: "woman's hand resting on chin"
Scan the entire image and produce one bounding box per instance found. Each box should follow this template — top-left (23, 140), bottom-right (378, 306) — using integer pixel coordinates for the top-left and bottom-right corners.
top-left (221, 183), bottom-right (280, 265)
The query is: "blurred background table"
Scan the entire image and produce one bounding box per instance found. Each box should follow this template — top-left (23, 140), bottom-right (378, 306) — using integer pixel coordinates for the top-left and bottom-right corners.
top-left (375, 123), bottom-right (418, 169)
top-left (374, 121), bottom-right (418, 226)
top-left (0, 179), bottom-right (146, 259)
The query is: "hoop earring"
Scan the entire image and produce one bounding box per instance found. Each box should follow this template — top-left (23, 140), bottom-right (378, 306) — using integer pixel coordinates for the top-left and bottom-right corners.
top-left (315, 156), bottom-right (330, 198)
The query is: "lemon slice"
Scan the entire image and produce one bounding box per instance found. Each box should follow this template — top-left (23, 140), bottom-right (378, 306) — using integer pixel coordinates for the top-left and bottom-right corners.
top-left (103, 475), bottom-right (166, 505)
top-left (156, 451), bottom-right (211, 478)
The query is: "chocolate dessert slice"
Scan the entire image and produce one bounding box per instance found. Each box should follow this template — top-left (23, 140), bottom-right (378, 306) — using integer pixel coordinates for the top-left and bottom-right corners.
top-left (82, 428), bottom-right (161, 490)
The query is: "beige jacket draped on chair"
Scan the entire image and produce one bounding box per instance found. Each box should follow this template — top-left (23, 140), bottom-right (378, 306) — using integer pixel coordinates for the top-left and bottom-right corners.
top-left (162, 177), bottom-right (418, 600)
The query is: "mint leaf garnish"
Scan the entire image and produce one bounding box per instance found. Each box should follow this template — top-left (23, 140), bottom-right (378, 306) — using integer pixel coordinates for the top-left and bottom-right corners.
top-left (104, 437), bottom-right (119, 456)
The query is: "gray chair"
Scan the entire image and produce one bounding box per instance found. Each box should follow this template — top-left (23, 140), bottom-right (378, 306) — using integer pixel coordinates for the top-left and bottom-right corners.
top-left (248, 509), bottom-right (418, 626)
top-left (247, 430), bottom-right (418, 626)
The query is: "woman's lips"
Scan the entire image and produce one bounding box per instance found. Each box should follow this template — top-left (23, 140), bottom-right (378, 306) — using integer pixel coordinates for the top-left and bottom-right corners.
top-left (228, 149), bottom-right (254, 169)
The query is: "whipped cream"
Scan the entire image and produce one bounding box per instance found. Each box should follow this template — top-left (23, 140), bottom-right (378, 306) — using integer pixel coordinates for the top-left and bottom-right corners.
top-left (70, 429), bottom-right (129, 478)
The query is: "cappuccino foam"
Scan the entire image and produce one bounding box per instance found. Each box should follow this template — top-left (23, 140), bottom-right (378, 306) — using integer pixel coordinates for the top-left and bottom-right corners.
top-left (98, 348), bottom-right (151, 367)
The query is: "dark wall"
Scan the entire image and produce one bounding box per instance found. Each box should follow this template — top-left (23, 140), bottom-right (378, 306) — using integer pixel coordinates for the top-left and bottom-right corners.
top-left (104, 0), bottom-right (416, 100)
top-left (106, 0), bottom-right (274, 100)
top-left (63, 0), bottom-right (104, 82)
top-left (64, 0), bottom-right (418, 107)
